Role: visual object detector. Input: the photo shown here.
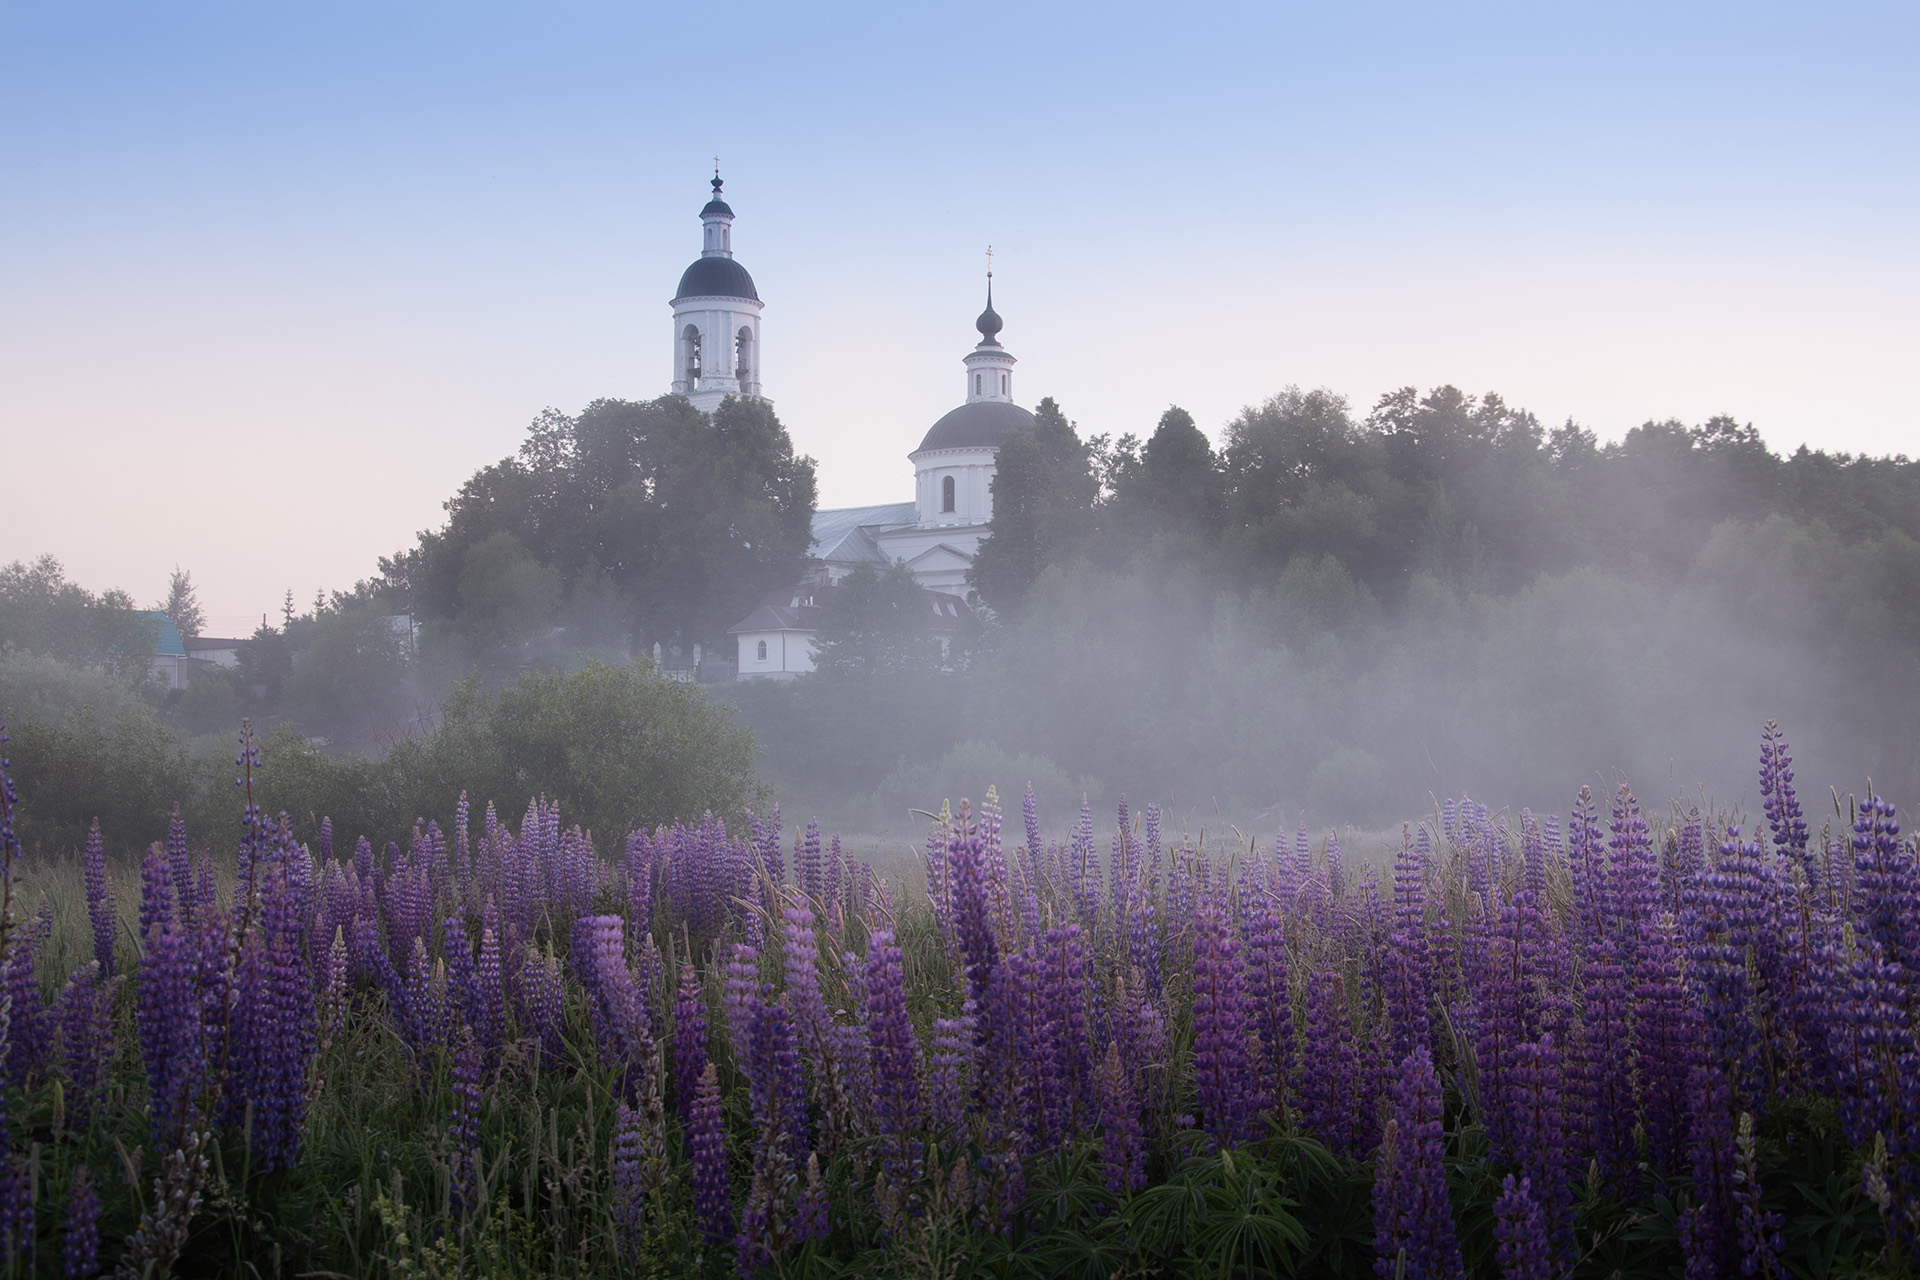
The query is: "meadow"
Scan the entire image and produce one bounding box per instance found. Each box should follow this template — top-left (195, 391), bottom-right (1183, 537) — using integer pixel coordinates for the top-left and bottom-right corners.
top-left (0, 718), bottom-right (1910, 1278)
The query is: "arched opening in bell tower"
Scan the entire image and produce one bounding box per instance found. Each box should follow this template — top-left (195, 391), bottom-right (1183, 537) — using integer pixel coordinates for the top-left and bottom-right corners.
top-left (735, 326), bottom-right (753, 384)
top-left (682, 325), bottom-right (703, 389)
top-left (942, 475), bottom-right (956, 513)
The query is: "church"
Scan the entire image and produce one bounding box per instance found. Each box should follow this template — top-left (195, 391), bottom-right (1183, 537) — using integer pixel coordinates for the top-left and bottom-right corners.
top-left (666, 175), bottom-right (1032, 679)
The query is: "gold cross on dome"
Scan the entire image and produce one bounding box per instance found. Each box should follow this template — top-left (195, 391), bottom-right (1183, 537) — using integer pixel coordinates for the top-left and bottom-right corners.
top-left (986, 244), bottom-right (994, 278)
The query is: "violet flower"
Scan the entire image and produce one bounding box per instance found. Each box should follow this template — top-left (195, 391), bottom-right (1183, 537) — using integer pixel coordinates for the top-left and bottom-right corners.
top-left (62, 1164), bottom-right (100, 1279)
top-left (83, 821), bottom-right (114, 979)
top-left (1097, 1039), bottom-right (1146, 1197)
top-left (1372, 1047), bottom-right (1464, 1280)
top-left (1491, 1174), bottom-right (1551, 1280)
top-left (689, 1060), bottom-right (734, 1245)
top-left (1190, 900), bottom-right (1261, 1148)
top-left (865, 930), bottom-right (922, 1180)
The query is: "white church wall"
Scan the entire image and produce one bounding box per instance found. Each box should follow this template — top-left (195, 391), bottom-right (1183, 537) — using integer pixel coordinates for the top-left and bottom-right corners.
top-left (735, 629), bottom-right (817, 679)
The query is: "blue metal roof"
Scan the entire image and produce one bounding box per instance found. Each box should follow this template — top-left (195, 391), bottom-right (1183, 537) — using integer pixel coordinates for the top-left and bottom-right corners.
top-left (137, 611), bottom-right (187, 656)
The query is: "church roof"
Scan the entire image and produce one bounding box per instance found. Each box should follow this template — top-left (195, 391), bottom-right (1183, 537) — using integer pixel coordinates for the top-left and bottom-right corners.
top-left (673, 256), bottom-right (759, 302)
top-left (914, 400), bottom-right (1034, 454)
top-left (808, 502), bottom-right (918, 562)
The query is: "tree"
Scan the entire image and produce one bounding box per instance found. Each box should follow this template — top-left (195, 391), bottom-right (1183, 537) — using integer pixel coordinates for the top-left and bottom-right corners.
top-left (285, 605), bottom-right (414, 751)
top-left (406, 395), bottom-right (817, 660)
top-left (159, 567), bottom-right (205, 641)
top-left (0, 556), bottom-right (155, 683)
top-left (391, 660), bottom-right (763, 839)
top-left (811, 561), bottom-right (944, 679)
top-left (970, 397), bottom-right (1097, 610)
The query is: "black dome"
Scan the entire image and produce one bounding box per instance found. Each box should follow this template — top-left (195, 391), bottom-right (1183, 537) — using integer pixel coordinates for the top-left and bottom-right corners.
top-left (700, 198), bottom-right (734, 218)
top-left (674, 257), bottom-right (759, 302)
top-left (915, 400), bottom-right (1034, 454)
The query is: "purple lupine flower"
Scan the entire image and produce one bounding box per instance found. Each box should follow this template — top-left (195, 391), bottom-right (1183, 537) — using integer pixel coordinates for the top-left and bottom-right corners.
top-left (736, 985), bottom-right (812, 1274)
top-left (798, 819), bottom-right (822, 905)
top-left (1680, 1065), bottom-right (1735, 1280)
top-left (517, 944), bottom-right (565, 1063)
top-left (83, 821), bottom-right (115, 978)
top-left (318, 926), bottom-right (348, 1056)
top-left (139, 843), bottom-right (176, 947)
top-left (866, 930), bottom-right (921, 1180)
top-left (1633, 913), bottom-right (1697, 1174)
top-left (1041, 923), bottom-right (1094, 1141)
top-left (448, 1026), bottom-right (484, 1218)
top-left (689, 1060), bottom-right (734, 1244)
top-left (166, 805), bottom-right (192, 929)
top-left (62, 1164), bottom-right (100, 1279)
top-left (401, 937), bottom-right (438, 1051)
top-left (1566, 786), bottom-right (1606, 947)
top-left (54, 963), bottom-right (111, 1131)
top-left (1299, 969), bottom-right (1361, 1157)
top-left (1097, 1039), bottom-right (1146, 1197)
top-left (1372, 1047), bottom-right (1464, 1280)
top-left (1734, 1110), bottom-right (1785, 1278)
top-left (137, 917), bottom-right (205, 1146)
top-left (1242, 894), bottom-right (1295, 1110)
top-left (946, 803), bottom-right (1002, 1062)
top-left (781, 903), bottom-right (831, 1079)
top-left (1575, 933), bottom-right (1634, 1187)
top-left (4, 913), bottom-right (49, 1093)
top-left (582, 915), bottom-right (648, 1067)
top-left (926, 1015), bottom-right (971, 1142)
top-left (611, 1100), bottom-right (646, 1255)
top-left (722, 941), bottom-right (760, 1064)
top-left (1190, 900), bottom-right (1262, 1148)
top-left (227, 862), bottom-right (316, 1171)
top-left (1509, 1034), bottom-right (1570, 1261)
top-left (673, 964), bottom-right (710, 1124)
top-left (1758, 721), bottom-right (1811, 874)
top-left (1491, 1175), bottom-right (1551, 1280)
top-left (474, 899), bottom-right (504, 1055)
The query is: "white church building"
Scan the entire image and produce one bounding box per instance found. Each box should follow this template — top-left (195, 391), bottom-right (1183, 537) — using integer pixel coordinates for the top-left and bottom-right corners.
top-left (666, 176), bottom-right (1034, 679)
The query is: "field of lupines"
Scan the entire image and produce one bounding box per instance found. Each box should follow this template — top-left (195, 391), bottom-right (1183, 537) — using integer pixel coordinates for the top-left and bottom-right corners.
top-left (0, 719), bottom-right (1913, 1278)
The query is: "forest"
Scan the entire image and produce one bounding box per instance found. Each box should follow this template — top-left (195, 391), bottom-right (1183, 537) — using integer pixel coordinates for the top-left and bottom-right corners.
top-left (3, 382), bottom-right (1917, 852)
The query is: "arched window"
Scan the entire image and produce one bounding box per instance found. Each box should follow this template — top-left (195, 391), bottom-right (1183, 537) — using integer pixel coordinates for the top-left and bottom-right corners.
top-left (1001, 372), bottom-right (1008, 395)
top-left (756, 639), bottom-right (768, 661)
top-left (735, 326), bottom-right (753, 383)
top-left (682, 325), bottom-right (702, 388)
top-left (942, 475), bottom-right (956, 513)
top-left (974, 372), bottom-right (981, 396)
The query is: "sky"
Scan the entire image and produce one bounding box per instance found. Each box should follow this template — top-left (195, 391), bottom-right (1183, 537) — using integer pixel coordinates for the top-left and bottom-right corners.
top-left (2, 1), bottom-right (1915, 637)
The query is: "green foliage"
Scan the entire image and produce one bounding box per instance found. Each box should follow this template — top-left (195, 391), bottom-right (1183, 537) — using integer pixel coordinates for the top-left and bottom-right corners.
top-left (388, 659), bottom-right (764, 842)
top-left (410, 394), bottom-right (817, 662)
top-left (970, 398), bottom-right (1097, 610)
top-left (0, 554), bottom-right (157, 683)
top-left (3, 658), bottom-right (762, 855)
top-left (811, 561), bottom-right (950, 680)
top-left (158, 566), bottom-right (206, 642)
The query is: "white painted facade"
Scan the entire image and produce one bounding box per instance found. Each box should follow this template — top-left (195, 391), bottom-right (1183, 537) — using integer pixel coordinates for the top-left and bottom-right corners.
top-left (669, 177), bottom-right (765, 415)
top-left (734, 628), bottom-right (817, 680)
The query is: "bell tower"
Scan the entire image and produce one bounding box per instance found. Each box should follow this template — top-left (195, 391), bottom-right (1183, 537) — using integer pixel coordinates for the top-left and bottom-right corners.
top-left (670, 169), bottom-right (766, 414)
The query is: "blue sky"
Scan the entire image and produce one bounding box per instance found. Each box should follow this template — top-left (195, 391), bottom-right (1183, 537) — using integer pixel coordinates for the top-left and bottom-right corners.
top-left (3, 2), bottom-right (1915, 634)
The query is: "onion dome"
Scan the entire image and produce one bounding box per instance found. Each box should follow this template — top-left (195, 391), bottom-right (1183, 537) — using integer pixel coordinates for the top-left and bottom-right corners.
top-left (699, 174), bottom-right (733, 220)
top-left (975, 282), bottom-right (1003, 346)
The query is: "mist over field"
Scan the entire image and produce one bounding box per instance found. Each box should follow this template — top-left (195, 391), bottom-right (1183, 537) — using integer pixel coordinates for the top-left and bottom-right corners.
top-left (7, 380), bottom-right (1914, 863)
